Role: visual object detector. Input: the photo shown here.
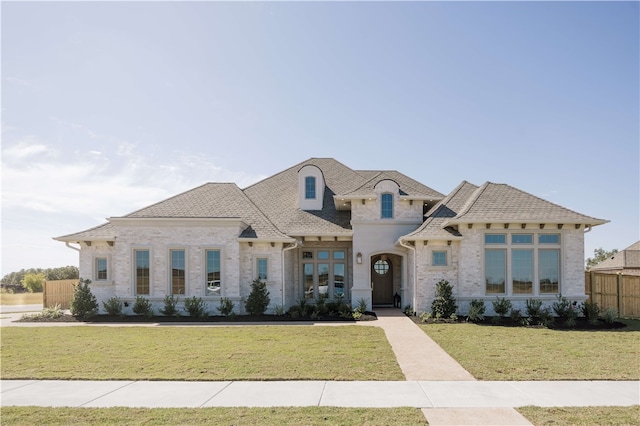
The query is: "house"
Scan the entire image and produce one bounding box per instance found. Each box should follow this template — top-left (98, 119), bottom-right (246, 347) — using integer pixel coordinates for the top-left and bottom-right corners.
top-left (54, 158), bottom-right (608, 315)
top-left (589, 241), bottom-right (640, 276)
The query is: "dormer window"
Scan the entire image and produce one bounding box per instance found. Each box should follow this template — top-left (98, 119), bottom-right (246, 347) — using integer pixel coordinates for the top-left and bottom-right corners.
top-left (381, 193), bottom-right (393, 218)
top-left (305, 176), bottom-right (316, 199)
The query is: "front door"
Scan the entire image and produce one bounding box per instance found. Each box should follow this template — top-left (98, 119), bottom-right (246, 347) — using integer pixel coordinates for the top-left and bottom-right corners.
top-left (371, 255), bottom-right (393, 306)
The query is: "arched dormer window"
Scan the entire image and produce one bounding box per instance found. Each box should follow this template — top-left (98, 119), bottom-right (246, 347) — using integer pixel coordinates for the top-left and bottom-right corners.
top-left (381, 193), bottom-right (393, 218)
top-left (305, 176), bottom-right (316, 199)
top-left (298, 165), bottom-right (325, 210)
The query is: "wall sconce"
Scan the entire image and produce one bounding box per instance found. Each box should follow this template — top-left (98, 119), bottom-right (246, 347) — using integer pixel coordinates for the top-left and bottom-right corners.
top-left (356, 252), bottom-right (363, 264)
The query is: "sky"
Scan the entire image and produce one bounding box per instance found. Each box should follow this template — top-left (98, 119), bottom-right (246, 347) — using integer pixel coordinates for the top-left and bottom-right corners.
top-left (1, 1), bottom-right (638, 277)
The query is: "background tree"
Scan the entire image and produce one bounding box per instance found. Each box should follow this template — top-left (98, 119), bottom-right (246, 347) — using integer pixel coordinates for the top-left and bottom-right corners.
top-left (2, 266), bottom-right (79, 288)
top-left (586, 248), bottom-right (619, 270)
top-left (21, 272), bottom-right (46, 293)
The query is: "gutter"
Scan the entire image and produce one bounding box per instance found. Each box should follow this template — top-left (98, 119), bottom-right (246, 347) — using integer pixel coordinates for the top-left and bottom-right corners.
top-left (281, 240), bottom-right (300, 307)
top-left (64, 242), bottom-right (81, 252)
top-left (397, 238), bottom-right (416, 311)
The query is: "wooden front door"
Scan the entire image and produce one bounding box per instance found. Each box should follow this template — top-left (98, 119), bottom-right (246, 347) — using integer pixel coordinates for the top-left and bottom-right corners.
top-left (372, 255), bottom-right (394, 305)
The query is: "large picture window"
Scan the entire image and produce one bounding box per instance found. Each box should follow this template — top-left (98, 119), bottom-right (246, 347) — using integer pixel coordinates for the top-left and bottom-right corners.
top-left (170, 249), bottom-right (186, 295)
top-left (135, 249), bottom-right (150, 295)
top-left (484, 233), bottom-right (561, 295)
top-left (206, 249), bottom-right (221, 296)
top-left (302, 249), bottom-right (347, 300)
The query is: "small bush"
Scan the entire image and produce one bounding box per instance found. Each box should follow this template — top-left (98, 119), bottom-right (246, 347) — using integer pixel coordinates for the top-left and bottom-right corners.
top-left (552, 295), bottom-right (573, 318)
top-left (538, 306), bottom-right (555, 327)
top-left (340, 310), bottom-right (353, 319)
top-left (273, 305), bottom-right (285, 316)
top-left (103, 297), bottom-right (124, 316)
top-left (467, 299), bottom-right (486, 322)
top-left (245, 279), bottom-right (270, 316)
top-left (184, 296), bottom-right (208, 319)
top-left (431, 279), bottom-right (457, 319)
top-left (70, 278), bottom-right (98, 320)
top-left (525, 298), bottom-right (543, 318)
top-left (39, 304), bottom-right (63, 319)
top-left (218, 297), bottom-right (235, 316)
top-left (581, 301), bottom-right (601, 325)
top-left (491, 297), bottom-right (511, 324)
top-left (602, 307), bottom-right (618, 324)
top-left (420, 311), bottom-right (432, 323)
top-left (133, 296), bottom-right (154, 319)
top-left (351, 310), bottom-right (362, 320)
top-left (160, 295), bottom-right (180, 317)
top-left (403, 305), bottom-right (414, 316)
top-left (355, 298), bottom-right (368, 313)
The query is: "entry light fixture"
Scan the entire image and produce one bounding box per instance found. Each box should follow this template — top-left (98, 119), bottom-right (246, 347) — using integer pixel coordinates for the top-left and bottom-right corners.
top-left (356, 252), bottom-right (363, 264)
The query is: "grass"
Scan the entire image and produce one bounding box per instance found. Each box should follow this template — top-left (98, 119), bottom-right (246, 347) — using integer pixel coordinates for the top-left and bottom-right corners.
top-left (419, 321), bottom-right (640, 380)
top-left (517, 405), bottom-right (640, 425)
top-left (0, 406), bottom-right (428, 426)
top-left (0, 326), bottom-right (404, 381)
top-left (0, 292), bottom-right (42, 305)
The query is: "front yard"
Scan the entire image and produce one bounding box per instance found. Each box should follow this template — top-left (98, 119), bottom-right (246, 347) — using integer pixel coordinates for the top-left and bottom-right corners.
top-left (0, 325), bottom-right (404, 381)
top-left (419, 320), bottom-right (640, 380)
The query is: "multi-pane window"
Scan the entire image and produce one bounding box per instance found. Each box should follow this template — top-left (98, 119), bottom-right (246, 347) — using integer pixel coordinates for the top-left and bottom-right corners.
top-left (206, 249), bottom-right (221, 296)
top-left (381, 193), bottom-right (393, 218)
top-left (305, 176), bottom-right (316, 199)
top-left (170, 250), bottom-right (186, 295)
top-left (302, 249), bottom-right (347, 300)
top-left (484, 233), bottom-right (561, 295)
top-left (432, 251), bottom-right (447, 266)
top-left (135, 250), bottom-right (150, 295)
top-left (95, 258), bottom-right (108, 281)
top-left (257, 258), bottom-right (268, 280)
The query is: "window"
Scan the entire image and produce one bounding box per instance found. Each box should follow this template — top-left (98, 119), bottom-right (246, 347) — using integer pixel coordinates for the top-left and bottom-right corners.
top-left (302, 249), bottom-right (346, 300)
top-left (170, 250), bottom-right (186, 295)
top-left (381, 193), bottom-right (393, 218)
top-left (432, 251), bottom-right (447, 266)
top-left (373, 259), bottom-right (389, 275)
top-left (95, 258), bottom-right (108, 281)
top-left (257, 258), bottom-right (268, 280)
top-left (135, 250), bottom-right (150, 295)
top-left (484, 232), bottom-right (561, 295)
top-left (206, 249), bottom-right (221, 296)
top-left (305, 176), bottom-right (316, 199)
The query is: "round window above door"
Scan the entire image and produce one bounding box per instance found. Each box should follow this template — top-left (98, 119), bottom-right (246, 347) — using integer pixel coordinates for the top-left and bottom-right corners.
top-left (373, 259), bottom-right (390, 275)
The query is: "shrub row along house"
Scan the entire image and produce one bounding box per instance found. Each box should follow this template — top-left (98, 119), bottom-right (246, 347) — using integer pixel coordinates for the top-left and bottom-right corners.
top-left (55, 158), bottom-right (607, 315)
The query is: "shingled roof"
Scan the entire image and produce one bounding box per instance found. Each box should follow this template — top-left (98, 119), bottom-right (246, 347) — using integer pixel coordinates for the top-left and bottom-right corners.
top-left (54, 222), bottom-right (116, 242)
top-left (444, 182), bottom-right (608, 226)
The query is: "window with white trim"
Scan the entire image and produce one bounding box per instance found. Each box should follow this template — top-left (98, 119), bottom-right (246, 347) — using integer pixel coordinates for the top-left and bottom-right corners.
top-left (257, 258), bottom-right (268, 280)
top-left (484, 233), bottom-right (561, 295)
top-left (432, 251), bottom-right (447, 266)
top-left (205, 249), bottom-right (221, 296)
top-left (95, 257), bottom-right (108, 281)
top-left (134, 249), bottom-right (150, 295)
top-left (305, 176), bottom-right (316, 199)
top-left (381, 193), bottom-right (393, 218)
top-left (170, 249), bottom-right (186, 295)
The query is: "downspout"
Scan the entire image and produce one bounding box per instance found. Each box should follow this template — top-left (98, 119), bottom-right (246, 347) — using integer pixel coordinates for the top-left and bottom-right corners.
top-left (65, 242), bottom-right (81, 252)
top-left (398, 238), bottom-right (416, 311)
top-left (281, 240), bottom-right (299, 307)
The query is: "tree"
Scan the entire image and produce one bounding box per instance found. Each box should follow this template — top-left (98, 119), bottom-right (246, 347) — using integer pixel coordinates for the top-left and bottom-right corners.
top-left (70, 278), bottom-right (98, 319)
top-left (21, 272), bottom-right (46, 293)
top-left (586, 248), bottom-right (619, 270)
top-left (245, 279), bottom-right (270, 316)
top-left (2, 266), bottom-right (79, 286)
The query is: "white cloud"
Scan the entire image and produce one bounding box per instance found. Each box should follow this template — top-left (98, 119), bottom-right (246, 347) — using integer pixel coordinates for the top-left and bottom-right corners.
top-left (3, 138), bottom-right (53, 159)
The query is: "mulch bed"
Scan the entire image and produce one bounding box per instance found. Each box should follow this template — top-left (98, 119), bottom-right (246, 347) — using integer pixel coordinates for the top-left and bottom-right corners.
top-left (410, 315), bottom-right (627, 330)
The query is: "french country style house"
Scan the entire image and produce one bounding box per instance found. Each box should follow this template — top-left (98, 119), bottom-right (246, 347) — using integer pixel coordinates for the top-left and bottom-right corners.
top-left (55, 158), bottom-right (607, 315)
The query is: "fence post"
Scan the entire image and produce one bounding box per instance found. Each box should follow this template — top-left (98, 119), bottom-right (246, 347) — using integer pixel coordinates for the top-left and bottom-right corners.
top-left (617, 273), bottom-right (623, 316)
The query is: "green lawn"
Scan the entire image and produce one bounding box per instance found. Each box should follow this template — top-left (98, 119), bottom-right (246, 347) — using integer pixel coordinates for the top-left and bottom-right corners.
top-left (419, 322), bottom-right (640, 380)
top-left (0, 292), bottom-right (42, 305)
top-left (518, 405), bottom-right (640, 426)
top-left (0, 407), bottom-right (428, 426)
top-left (0, 326), bottom-right (404, 381)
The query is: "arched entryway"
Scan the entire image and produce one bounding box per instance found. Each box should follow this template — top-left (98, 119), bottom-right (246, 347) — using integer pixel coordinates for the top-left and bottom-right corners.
top-left (371, 254), bottom-right (395, 306)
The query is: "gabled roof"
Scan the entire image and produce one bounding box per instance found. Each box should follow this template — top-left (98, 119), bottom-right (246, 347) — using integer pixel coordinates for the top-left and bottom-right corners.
top-left (444, 182), bottom-right (608, 226)
top-left (401, 181), bottom-right (479, 241)
top-left (591, 241), bottom-right (640, 271)
top-left (340, 170), bottom-right (444, 200)
top-left (243, 158), bottom-right (444, 236)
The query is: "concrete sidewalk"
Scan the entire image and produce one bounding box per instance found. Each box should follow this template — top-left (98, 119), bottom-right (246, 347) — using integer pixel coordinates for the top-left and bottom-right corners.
top-left (2, 379), bottom-right (637, 409)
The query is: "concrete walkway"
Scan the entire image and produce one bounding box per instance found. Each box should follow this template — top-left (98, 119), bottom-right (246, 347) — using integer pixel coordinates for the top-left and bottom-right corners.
top-left (1, 307), bottom-right (639, 425)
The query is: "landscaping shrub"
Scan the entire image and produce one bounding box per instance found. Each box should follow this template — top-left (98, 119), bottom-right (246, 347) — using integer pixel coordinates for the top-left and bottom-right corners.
top-left (467, 299), bottom-right (486, 322)
top-left (403, 305), bottom-right (414, 316)
top-left (525, 298), bottom-right (543, 318)
top-left (431, 279), bottom-right (457, 319)
top-left (581, 301), bottom-right (601, 325)
top-left (218, 297), bottom-right (234, 316)
top-left (133, 296), bottom-right (154, 319)
top-left (245, 279), bottom-right (270, 316)
top-left (355, 298), bottom-right (368, 314)
top-left (70, 278), bottom-right (98, 320)
top-left (602, 307), bottom-right (618, 324)
top-left (491, 297), bottom-right (511, 324)
top-left (160, 295), bottom-right (180, 317)
top-left (184, 296), bottom-right (208, 319)
top-left (538, 306), bottom-right (555, 327)
top-left (102, 297), bottom-right (124, 316)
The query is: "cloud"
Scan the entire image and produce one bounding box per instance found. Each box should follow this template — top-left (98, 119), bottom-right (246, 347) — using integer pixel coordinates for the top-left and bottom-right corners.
top-left (3, 138), bottom-right (53, 159)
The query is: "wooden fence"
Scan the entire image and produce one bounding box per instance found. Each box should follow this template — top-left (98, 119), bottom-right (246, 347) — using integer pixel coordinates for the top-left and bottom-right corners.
top-left (585, 272), bottom-right (640, 318)
top-left (44, 279), bottom-right (78, 309)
